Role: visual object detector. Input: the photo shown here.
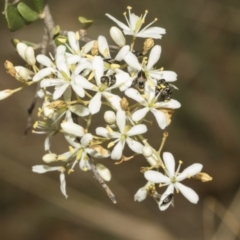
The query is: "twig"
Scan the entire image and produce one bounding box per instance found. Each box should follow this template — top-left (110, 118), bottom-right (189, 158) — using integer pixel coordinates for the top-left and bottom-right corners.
top-left (88, 156), bottom-right (117, 204)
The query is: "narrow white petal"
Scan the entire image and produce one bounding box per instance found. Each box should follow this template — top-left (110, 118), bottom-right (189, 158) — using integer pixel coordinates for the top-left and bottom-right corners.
top-left (53, 83), bottom-right (69, 100)
top-left (132, 107), bottom-right (149, 122)
top-left (80, 133), bottom-right (93, 147)
top-left (92, 56), bottom-right (104, 85)
top-left (159, 185), bottom-right (174, 211)
top-left (74, 61), bottom-right (91, 75)
top-left (71, 82), bottom-right (85, 98)
top-left (40, 79), bottom-right (66, 88)
top-left (105, 14), bottom-right (130, 31)
top-left (63, 86), bottom-right (72, 102)
top-left (37, 55), bottom-right (54, 67)
top-left (115, 45), bottom-right (130, 61)
top-left (60, 172), bottom-right (68, 198)
top-left (44, 132), bottom-right (54, 151)
top-left (96, 127), bottom-right (111, 138)
top-left (33, 68), bottom-right (56, 82)
top-left (177, 164), bottom-right (203, 182)
top-left (163, 152), bottom-right (176, 178)
top-left (111, 140), bottom-right (124, 160)
top-left (32, 165), bottom-right (59, 173)
top-left (151, 108), bottom-right (167, 129)
top-left (69, 104), bottom-right (89, 117)
top-left (153, 71), bottom-right (177, 82)
top-left (102, 92), bottom-right (122, 111)
top-left (61, 122), bottom-right (85, 137)
top-left (124, 52), bottom-right (142, 71)
top-left (155, 99), bottom-right (181, 109)
top-left (25, 47), bottom-right (36, 65)
top-left (147, 45), bottom-right (161, 70)
top-left (67, 31), bottom-right (79, 51)
top-left (73, 75), bottom-right (96, 90)
top-left (144, 170), bottom-right (170, 183)
top-left (125, 88), bottom-right (146, 104)
top-left (82, 40), bottom-right (95, 53)
top-left (127, 124), bottom-right (147, 136)
top-left (89, 92), bottom-right (102, 114)
top-left (116, 110), bottom-right (126, 133)
top-left (126, 137), bottom-right (143, 154)
top-left (98, 35), bottom-right (111, 58)
top-left (175, 182), bottom-right (199, 204)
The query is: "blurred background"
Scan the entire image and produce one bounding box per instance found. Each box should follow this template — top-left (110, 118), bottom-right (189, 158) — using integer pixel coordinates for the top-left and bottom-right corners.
top-left (0, 0), bottom-right (240, 239)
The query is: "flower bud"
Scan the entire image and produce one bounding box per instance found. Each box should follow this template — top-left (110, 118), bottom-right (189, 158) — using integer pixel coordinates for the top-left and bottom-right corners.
top-left (96, 163), bottom-right (111, 181)
top-left (193, 172), bottom-right (213, 182)
top-left (110, 27), bottom-right (126, 46)
top-left (104, 110), bottom-right (116, 124)
top-left (16, 42), bottom-right (28, 61)
top-left (42, 153), bottom-right (58, 163)
top-left (25, 47), bottom-right (36, 65)
top-left (0, 89), bottom-right (13, 100)
top-left (15, 66), bottom-right (34, 81)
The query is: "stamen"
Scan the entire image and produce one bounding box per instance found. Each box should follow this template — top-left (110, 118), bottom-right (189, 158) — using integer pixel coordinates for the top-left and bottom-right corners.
top-left (140, 18), bottom-right (158, 32)
top-left (175, 160), bottom-right (183, 175)
top-left (33, 121), bottom-right (38, 129)
top-left (68, 146), bottom-right (74, 154)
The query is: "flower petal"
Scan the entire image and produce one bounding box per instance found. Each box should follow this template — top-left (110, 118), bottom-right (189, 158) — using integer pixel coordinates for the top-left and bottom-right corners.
top-left (124, 52), bottom-right (142, 71)
top-left (116, 110), bottom-right (126, 133)
top-left (126, 137), bottom-right (143, 154)
top-left (60, 172), bottom-right (68, 198)
top-left (89, 92), bottom-right (102, 114)
top-left (151, 108), bottom-right (167, 129)
top-left (144, 170), bottom-right (170, 183)
top-left (32, 165), bottom-right (59, 173)
top-left (132, 107), bottom-right (149, 122)
top-left (134, 188), bottom-right (148, 202)
top-left (53, 83), bottom-right (69, 99)
top-left (69, 104), bottom-right (89, 117)
top-left (92, 56), bottom-right (104, 85)
top-left (125, 88), bottom-right (146, 104)
top-left (115, 45), bottom-right (130, 61)
top-left (105, 14), bottom-right (130, 31)
top-left (158, 185), bottom-right (174, 211)
top-left (147, 45), bottom-right (161, 70)
top-left (98, 35), bottom-right (111, 59)
top-left (33, 68), bottom-right (56, 82)
top-left (111, 140), bottom-right (124, 160)
top-left (177, 163), bottom-right (203, 182)
top-left (155, 99), bottom-right (181, 109)
top-left (127, 124), bottom-right (147, 136)
top-left (61, 122), bottom-right (85, 137)
top-left (163, 152), bottom-right (175, 178)
top-left (175, 182), bottom-right (199, 204)
top-left (80, 133), bottom-right (93, 147)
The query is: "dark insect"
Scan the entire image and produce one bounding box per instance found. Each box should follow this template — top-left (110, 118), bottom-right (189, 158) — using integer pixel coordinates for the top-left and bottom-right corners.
top-left (161, 193), bottom-right (174, 206)
top-left (100, 75), bottom-right (116, 87)
top-left (156, 79), bottom-right (173, 101)
top-left (132, 70), bottom-right (147, 90)
top-left (132, 50), bottom-right (144, 57)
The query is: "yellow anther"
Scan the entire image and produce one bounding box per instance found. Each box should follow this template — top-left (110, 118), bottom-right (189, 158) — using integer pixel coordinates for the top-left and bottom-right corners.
top-left (179, 160), bottom-right (183, 164)
top-left (145, 10), bottom-right (148, 13)
top-left (106, 125), bottom-right (113, 134)
top-left (160, 67), bottom-right (164, 71)
top-left (68, 169), bottom-right (74, 174)
top-left (154, 18), bottom-right (158, 21)
top-left (107, 141), bottom-right (115, 149)
top-left (159, 183), bottom-right (163, 188)
top-left (33, 121), bottom-right (38, 129)
top-left (75, 31), bottom-right (80, 41)
top-left (68, 146), bottom-right (74, 154)
top-left (83, 167), bottom-right (88, 172)
top-left (127, 6), bottom-right (132, 10)
top-left (176, 189), bottom-right (180, 193)
top-left (123, 12), bottom-right (127, 16)
top-left (187, 174), bottom-right (191, 179)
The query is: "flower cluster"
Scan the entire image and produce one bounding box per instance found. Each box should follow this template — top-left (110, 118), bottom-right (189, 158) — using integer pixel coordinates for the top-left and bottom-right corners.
top-left (2, 6), bottom-right (211, 210)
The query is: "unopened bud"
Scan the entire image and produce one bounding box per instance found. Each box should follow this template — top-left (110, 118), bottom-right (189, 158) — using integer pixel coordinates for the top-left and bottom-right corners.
top-left (104, 110), bottom-right (116, 124)
top-left (96, 163), bottom-right (111, 181)
top-left (25, 47), bottom-right (36, 65)
top-left (110, 26), bottom-right (126, 46)
top-left (4, 60), bottom-right (16, 77)
top-left (14, 66), bottom-right (34, 81)
top-left (42, 153), bottom-right (58, 163)
top-left (193, 172), bottom-right (213, 182)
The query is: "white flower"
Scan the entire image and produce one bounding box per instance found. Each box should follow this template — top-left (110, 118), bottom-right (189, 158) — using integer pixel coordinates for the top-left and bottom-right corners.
top-left (124, 45), bottom-right (177, 85)
top-left (106, 7), bottom-right (166, 39)
top-left (96, 110), bottom-right (147, 160)
top-left (134, 182), bottom-right (153, 202)
top-left (32, 165), bottom-right (68, 198)
top-left (82, 56), bottom-right (129, 114)
top-left (125, 87), bottom-right (181, 129)
top-left (144, 152), bottom-right (203, 210)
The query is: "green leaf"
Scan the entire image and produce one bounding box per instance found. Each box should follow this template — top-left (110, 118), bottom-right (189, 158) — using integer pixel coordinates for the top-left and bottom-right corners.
top-left (32, 0), bottom-right (46, 13)
top-left (4, 3), bottom-right (27, 31)
top-left (17, 2), bottom-right (39, 22)
top-left (78, 16), bottom-right (93, 29)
